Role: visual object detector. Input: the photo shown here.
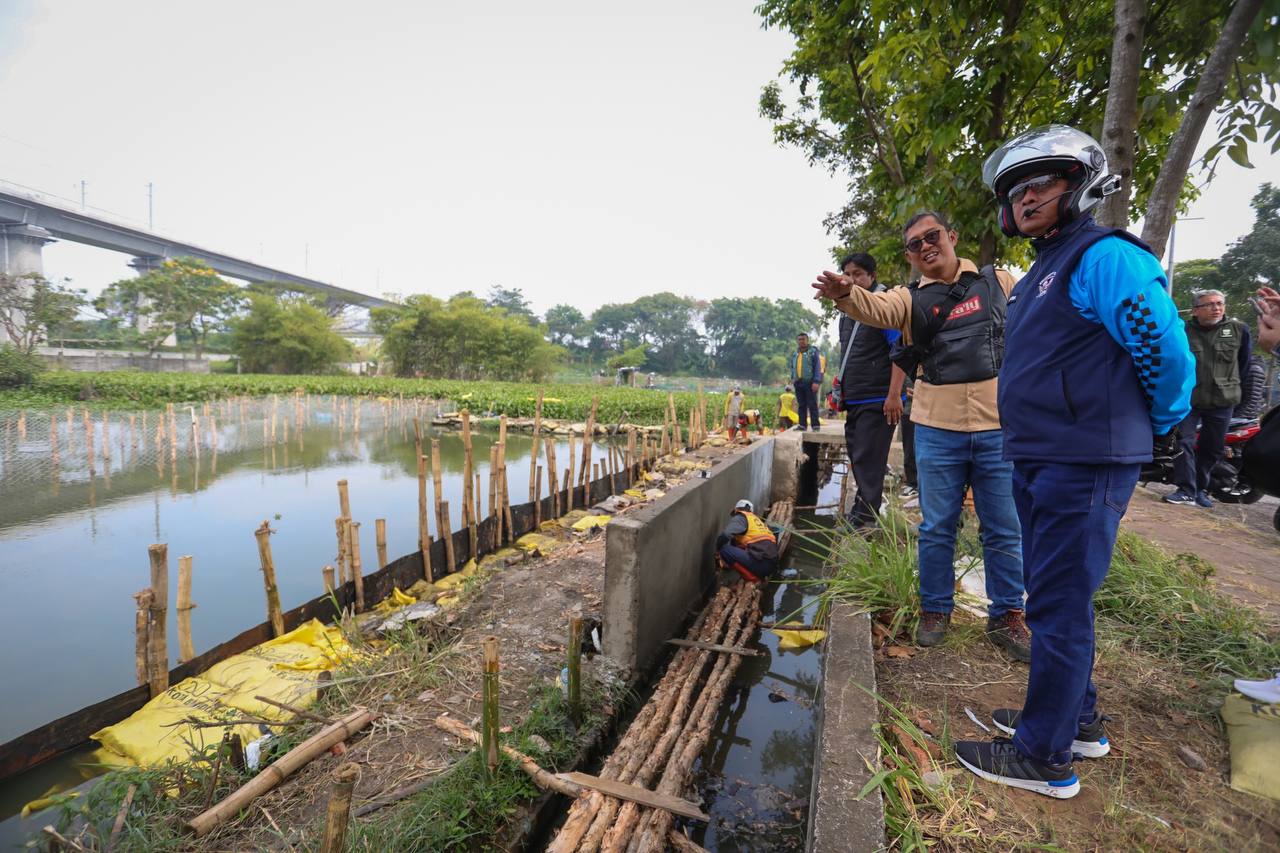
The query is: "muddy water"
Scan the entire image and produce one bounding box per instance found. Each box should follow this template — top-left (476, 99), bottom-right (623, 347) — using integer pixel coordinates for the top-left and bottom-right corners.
top-left (0, 397), bottom-right (618, 832)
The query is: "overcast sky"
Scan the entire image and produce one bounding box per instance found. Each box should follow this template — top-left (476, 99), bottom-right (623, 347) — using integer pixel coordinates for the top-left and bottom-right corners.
top-left (2, 0), bottom-right (1277, 327)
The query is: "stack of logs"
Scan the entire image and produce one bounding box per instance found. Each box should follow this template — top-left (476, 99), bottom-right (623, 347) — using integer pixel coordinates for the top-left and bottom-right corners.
top-left (548, 579), bottom-right (762, 853)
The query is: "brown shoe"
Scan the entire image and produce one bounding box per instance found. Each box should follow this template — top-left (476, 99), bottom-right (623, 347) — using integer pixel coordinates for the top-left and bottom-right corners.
top-left (987, 609), bottom-right (1031, 663)
top-left (917, 611), bottom-right (950, 647)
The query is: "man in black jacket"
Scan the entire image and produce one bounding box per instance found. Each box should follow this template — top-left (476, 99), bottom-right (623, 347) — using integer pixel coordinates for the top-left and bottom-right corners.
top-left (835, 252), bottom-right (908, 529)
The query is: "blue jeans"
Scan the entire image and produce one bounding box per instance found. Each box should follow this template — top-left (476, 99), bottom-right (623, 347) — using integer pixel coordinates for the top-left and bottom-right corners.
top-left (914, 424), bottom-right (1023, 617)
top-left (1011, 462), bottom-right (1139, 765)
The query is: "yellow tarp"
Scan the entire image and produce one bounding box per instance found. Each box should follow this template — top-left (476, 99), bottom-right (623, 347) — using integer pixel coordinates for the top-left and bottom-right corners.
top-left (514, 533), bottom-right (561, 554)
top-left (372, 586), bottom-right (416, 614)
top-left (771, 624), bottom-right (827, 651)
top-left (571, 514), bottom-right (611, 532)
top-left (91, 619), bottom-right (353, 769)
top-left (434, 559), bottom-right (479, 591)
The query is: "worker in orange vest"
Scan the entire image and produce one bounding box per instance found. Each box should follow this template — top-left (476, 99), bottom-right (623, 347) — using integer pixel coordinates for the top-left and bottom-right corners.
top-left (714, 499), bottom-right (780, 582)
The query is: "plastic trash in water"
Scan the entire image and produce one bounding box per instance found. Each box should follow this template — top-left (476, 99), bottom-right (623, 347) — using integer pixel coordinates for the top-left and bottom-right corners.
top-left (780, 567), bottom-right (799, 579)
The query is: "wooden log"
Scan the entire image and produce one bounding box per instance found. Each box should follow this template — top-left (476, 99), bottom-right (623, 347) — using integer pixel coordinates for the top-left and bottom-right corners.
top-left (668, 830), bottom-right (711, 853)
top-left (665, 638), bottom-right (759, 656)
top-left (568, 616), bottom-right (583, 725)
top-left (253, 523), bottom-right (285, 637)
top-left (337, 479), bottom-right (351, 520)
top-left (375, 518), bottom-right (388, 570)
top-left (319, 762), bottom-right (360, 853)
top-left (133, 589), bottom-right (152, 687)
top-left (348, 521), bottom-right (365, 613)
top-left (529, 390), bottom-right (544, 500)
top-left (176, 555), bottom-right (196, 664)
top-left (558, 772), bottom-right (708, 822)
top-left (186, 708), bottom-right (377, 837)
top-left (481, 636), bottom-right (500, 779)
top-left (146, 546), bottom-right (169, 698)
top-left (434, 715), bottom-right (580, 797)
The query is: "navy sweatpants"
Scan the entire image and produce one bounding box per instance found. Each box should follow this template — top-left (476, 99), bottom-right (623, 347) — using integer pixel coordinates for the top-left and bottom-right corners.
top-left (1010, 461), bottom-right (1140, 766)
top-left (717, 544), bottom-right (776, 582)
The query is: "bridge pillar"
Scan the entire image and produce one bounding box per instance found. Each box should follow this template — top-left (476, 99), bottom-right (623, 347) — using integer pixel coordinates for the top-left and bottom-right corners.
top-left (0, 224), bottom-right (55, 344)
top-left (129, 255), bottom-right (176, 345)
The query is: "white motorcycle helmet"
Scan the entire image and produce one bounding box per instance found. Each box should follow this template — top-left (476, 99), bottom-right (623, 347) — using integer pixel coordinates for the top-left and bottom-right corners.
top-left (982, 124), bottom-right (1121, 237)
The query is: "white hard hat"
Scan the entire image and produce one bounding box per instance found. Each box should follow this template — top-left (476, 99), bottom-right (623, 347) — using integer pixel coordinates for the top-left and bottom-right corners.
top-left (734, 499), bottom-right (754, 513)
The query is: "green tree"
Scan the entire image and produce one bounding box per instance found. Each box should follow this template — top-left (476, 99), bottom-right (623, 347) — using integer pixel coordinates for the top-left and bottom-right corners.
top-left (373, 293), bottom-right (562, 381)
top-left (0, 272), bottom-right (85, 354)
top-left (703, 296), bottom-right (820, 378)
top-left (757, 0), bottom-right (1278, 278)
top-left (607, 344), bottom-right (649, 371)
top-left (230, 291), bottom-right (354, 374)
top-left (545, 303), bottom-right (587, 348)
top-left (485, 285), bottom-right (538, 325)
top-left (95, 258), bottom-right (243, 356)
top-left (1219, 182), bottom-right (1280, 318)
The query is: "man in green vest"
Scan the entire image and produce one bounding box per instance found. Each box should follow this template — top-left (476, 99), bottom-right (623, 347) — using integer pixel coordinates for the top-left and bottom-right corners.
top-left (1164, 289), bottom-right (1252, 507)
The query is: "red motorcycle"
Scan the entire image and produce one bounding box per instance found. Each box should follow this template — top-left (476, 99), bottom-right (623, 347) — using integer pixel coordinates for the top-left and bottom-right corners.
top-left (1141, 417), bottom-right (1263, 504)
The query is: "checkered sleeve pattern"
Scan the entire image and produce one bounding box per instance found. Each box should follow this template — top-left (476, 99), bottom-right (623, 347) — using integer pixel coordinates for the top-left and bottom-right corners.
top-left (1120, 293), bottom-right (1160, 404)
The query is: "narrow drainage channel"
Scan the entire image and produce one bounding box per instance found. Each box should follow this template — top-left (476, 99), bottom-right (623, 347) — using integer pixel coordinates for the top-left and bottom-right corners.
top-left (680, 479), bottom-right (843, 852)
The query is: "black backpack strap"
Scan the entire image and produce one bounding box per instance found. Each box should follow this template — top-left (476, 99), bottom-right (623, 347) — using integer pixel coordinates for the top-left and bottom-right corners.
top-left (914, 273), bottom-right (976, 352)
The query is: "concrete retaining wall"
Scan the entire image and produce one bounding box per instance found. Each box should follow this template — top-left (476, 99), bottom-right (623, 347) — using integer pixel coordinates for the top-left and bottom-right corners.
top-left (603, 438), bottom-right (776, 673)
top-left (33, 347), bottom-right (225, 373)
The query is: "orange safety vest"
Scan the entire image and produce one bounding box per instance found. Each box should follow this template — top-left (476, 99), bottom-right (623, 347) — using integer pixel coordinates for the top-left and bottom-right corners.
top-left (732, 510), bottom-right (777, 548)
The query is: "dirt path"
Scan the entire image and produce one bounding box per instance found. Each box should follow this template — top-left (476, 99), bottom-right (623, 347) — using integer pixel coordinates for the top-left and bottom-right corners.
top-left (1124, 484), bottom-right (1280, 622)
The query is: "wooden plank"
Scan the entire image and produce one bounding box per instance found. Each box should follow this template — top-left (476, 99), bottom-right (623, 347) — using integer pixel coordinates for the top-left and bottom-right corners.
top-left (556, 772), bottom-right (709, 822)
top-left (665, 638), bottom-right (761, 657)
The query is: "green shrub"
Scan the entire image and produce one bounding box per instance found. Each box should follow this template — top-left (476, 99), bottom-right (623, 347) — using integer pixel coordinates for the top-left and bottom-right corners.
top-left (0, 344), bottom-right (41, 388)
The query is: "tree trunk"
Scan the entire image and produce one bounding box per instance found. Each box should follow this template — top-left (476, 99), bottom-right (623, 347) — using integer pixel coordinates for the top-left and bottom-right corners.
top-left (1140, 0), bottom-right (1265, 258)
top-left (1097, 0), bottom-right (1149, 229)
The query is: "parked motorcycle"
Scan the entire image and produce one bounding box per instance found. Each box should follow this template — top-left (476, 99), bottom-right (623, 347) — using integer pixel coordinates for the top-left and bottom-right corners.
top-left (1140, 417), bottom-right (1263, 504)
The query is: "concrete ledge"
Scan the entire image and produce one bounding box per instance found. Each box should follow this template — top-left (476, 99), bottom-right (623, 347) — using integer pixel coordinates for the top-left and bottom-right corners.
top-left (809, 603), bottom-right (885, 852)
top-left (602, 439), bottom-right (774, 673)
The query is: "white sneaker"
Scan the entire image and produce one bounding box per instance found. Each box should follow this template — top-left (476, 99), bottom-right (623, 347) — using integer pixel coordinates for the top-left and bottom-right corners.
top-left (1234, 672), bottom-right (1280, 703)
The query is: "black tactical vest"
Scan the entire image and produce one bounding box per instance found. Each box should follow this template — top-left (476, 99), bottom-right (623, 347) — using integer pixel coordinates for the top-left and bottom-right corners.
top-left (908, 266), bottom-right (1006, 386)
top-left (838, 284), bottom-right (894, 400)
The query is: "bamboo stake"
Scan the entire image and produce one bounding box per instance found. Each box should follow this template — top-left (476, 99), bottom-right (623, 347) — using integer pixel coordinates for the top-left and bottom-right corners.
top-left (133, 589), bottom-right (152, 687)
top-left (187, 709), bottom-right (378, 837)
top-left (348, 521), bottom-right (365, 613)
top-left (460, 411), bottom-right (474, 530)
top-left (431, 437), bottom-right (444, 534)
top-left (529, 390), bottom-right (544, 500)
top-left (323, 565), bottom-right (336, 593)
top-left (146, 545), bottom-right (169, 697)
top-left (487, 445), bottom-right (499, 520)
top-left (563, 467), bottom-right (572, 510)
top-left (334, 517), bottom-right (349, 585)
top-left (337, 479), bottom-right (351, 520)
top-left (567, 434), bottom-right (577, 508)
top-left (439, 500), bottom-right (455, 573)
top-left (414, 419), bottom-right (427, 550)
top-left (472, 472), bottom-right (482, 554)
top-left (545, 437), bottom-right (559, 517)
top-left (568, 616), bottom-right (583, 725)
top-left (581, 397), bottom-right (599, 487)
top-left (176, 555), bottom-right (195, 663)
top-left (500, 466), bottom-right (514, 544)
top-left (102, 412), bottom-right (112, 464)
top-left (375, 518), bottom-right (388, 569)
top-left (254, 522), bottom-right (285, 637)
top-left (435, 715), bottom-right (580, 796)
top-left (534, 464), bottom-right (543, 526)
top-left (320, 762), bottom-right (361, 853)
top-left (481, 636), bottom-right (500, 779)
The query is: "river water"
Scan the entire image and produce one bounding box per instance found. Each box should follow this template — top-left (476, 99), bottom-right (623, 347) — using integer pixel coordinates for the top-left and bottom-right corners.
top-left (0, 397), bottom-right (616, 748)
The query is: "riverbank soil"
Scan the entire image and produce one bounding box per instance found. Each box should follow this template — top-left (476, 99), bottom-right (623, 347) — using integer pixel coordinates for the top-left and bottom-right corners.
top-left (1125, 483), bottom-right (1280, 622)
top-left (38, 436), bottom-right (751, 850)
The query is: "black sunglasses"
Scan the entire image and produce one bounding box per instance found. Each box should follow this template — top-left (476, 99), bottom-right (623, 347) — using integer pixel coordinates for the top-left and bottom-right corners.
top-left (905, 228), bottom-right (945, 255)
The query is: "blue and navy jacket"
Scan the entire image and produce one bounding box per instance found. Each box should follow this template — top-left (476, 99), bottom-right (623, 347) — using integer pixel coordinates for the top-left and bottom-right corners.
top-left (791, 347), bottom-right (823, 385)
top-left (999, 215), bottom-right (1194, 464)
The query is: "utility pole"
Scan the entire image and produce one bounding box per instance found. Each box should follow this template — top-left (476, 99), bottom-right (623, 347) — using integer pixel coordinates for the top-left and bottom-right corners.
top-left (1164, 216), bottom-right (1205, 296)
top-left (147, 182), bottom-right (154, 229)
top-left (79, 180), bottom-right (86, 210)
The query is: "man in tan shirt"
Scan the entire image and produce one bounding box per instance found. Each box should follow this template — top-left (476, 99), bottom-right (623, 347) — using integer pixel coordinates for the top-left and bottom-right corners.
top-left (812, 211), bottom-right (1028, 661)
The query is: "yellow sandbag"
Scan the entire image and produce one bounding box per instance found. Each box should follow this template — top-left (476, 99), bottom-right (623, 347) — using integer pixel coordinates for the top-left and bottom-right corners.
top-left (1221, 693), bottom-right (1280, 801)
top-left (92, 619), bottom-right (353, 769)
top-left (372, 586), bottom-right (417, 614)
top-left (515, 533), bottom-right (561, 553)
top-left (571, 514), bottom-right (611, 532)
top-left (21, 786), bottom-right (78, 818)
top-left (624, 488), bottom-right (646, 499)
top-left (557, 510), bottom-right (589, 529)
top-left (772, 624), bottom-right (827, 651)
top-left (437, 594), bottom-right (461, 609)
top-left (434, 559), bottom-right (479, 590)
top-left (405, 579), bottom-right (434, 599)
top-left (480, 547), bottom-right (525, 569)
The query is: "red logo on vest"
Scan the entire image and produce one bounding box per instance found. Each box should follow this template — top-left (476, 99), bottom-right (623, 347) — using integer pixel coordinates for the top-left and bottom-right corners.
top-left (946, 295), bottom-right (982, 321)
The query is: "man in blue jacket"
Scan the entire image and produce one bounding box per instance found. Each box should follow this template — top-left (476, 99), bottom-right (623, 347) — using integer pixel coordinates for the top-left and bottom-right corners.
top-left (953, 125), bottom-right (1194, 799)
top-left (790, 333), bottom-right (823, 430)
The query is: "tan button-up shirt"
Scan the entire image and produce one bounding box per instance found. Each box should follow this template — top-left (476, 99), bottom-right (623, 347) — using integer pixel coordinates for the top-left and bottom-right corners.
top-left (832, 258), bottom-right (1016, 433)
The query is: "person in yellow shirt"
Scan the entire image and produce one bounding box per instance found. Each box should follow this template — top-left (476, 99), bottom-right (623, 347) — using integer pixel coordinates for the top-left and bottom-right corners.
top-left (777, 385), bottom-right (799, 428)
top-left (811, 211), bottom-right (1027, 663)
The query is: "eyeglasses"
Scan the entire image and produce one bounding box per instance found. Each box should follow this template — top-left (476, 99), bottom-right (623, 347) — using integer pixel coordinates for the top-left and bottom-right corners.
top-left (1007, 173), bottom-right (1065, 203)
top-left (905, 228), bottom-right (944, 255)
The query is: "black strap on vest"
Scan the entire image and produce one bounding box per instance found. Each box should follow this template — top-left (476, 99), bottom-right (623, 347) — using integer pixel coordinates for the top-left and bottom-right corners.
top-left (890, 266), bottom-right (996, 376)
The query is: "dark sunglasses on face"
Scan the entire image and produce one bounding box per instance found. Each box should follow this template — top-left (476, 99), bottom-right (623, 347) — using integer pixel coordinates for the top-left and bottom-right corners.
top-left (1008, 173), bottom-right (1064, 204)
top-left (905, 228), bottom-right (944, 255)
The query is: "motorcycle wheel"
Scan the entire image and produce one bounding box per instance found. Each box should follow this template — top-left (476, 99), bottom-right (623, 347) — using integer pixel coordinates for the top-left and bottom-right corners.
top-left (1213, 482), bottom-right (1264, 504)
